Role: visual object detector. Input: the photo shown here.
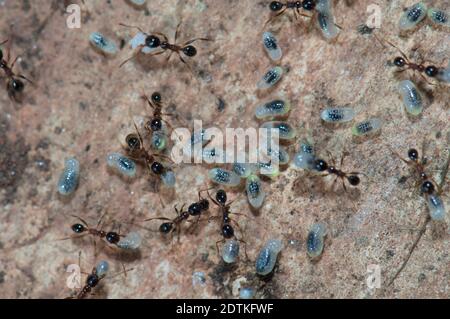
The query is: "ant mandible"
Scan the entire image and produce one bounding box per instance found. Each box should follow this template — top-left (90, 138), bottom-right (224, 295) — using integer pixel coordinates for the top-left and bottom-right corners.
top-left (0, 39), bottom-right (32, 101)
top-left (119, 21), bottom-right (210, 69)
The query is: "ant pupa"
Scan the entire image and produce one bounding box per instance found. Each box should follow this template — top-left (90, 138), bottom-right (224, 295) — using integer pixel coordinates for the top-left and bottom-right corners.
top-left (239, 287), bottom-right (256, 299)
top-left (119, 21), bottom-right (211, 71)
top-left (246, 173), bottom-right (266, 209)
top-left (117, 232), bottom-right (142, 250)
top-left (262, 32), bottom-right (282, 61)
top-left (106, 153), bottom-right (137, 178)
top-left (57, 158), bottom-right (80, 196)
top-left (0, 39), bottom-right (32, 101)
top-left (293, 138), bottom-right (316, 170)
top-left (306, 223), bottom-right (327, 258)
top-left (312, 151), bottom-right (363, 190)
top-left (436, 62), bottom-right (450, 83)
top-left (398, 80), bottom-right (423, 116)
top-left (351, 118), bottom-right (382, 137)
top-left (427, 8), bottom-right (450, 27)
top-left (232, 162), bottom-right (257, 179)
top-left (267, 145), bottom-right (290, 165)
top-left (320, 107), bottom-right (356, 123)
top-left (222, 238), bottom-right (240, 264)
top-left (208, 168), bottom-right (242, 187)
top-left (315, 0), bottom-right (340, 39)
top-left (255, 238), bottom-right (283, 276)
top-left (255, 98), bottom-right (291, 119)
top-left (126, 0), bottom-right (146, 9)
top-left (89, 32), bottom-right (118, 56)
top-left (257, 66), bottom-right (284, 90)
top-left (399, 2), bottom-right (428, 31)
top-left (261, 121), bottom-right (297, 140)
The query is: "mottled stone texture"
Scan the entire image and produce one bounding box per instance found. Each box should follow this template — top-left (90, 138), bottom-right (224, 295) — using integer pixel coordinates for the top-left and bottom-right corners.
top-left (0, 0), bottom-right (448, 299)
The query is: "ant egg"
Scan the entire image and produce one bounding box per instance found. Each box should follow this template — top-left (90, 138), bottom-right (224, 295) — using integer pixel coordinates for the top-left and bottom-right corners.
top-left (320, 107), bottom-right (356, 123)
top-left (257, 66), bottom-right (284, 90)
top-left (262, 32), bottom-right (282, 61)
top-left (255, 99), bottom-right (291, 119)
top-left (255, 239), bottom-right (283, 276)
top-left (398, 80), bottom-right (423, 116)
top-left (426, 194), bottom-right (446, 221)
top-left (306, 223), bottom-right (327, 258)
top-left (239, 287), bottom-right (256, 299)
top-left (261, 121), bottom-right (297, 140)
top-left (57, 158), bottom-right (80, 196)
top-left (428, 8), bottom-right (450, 27)
top-left (151, 131), bottom-right (168, 151)
top-left (117, 232), bottom-right (142, 250)
top-left (437, 62), bottom-right (450, 83)
top-left (351, 118), bottom-right (382, 137)
top-left (89, 32), bottom-right (118, 56)
top-left (95, 261), bottom-right (109, 277)
top-left (233, 162), bottom-right (257, 178)
top-left (317, 11), bottom-right (339, 39)
top-left (208, 168), bottom-right (241, 186)
top-left (246, 174), bottom-right (265, 209)
top-left (161, 169), bottom-right (176, 188)
top-left (106, 153), bottom-right (137, 178)
top-left (222, 239), bottom-right (240, 263)
top-left (399, 2), bottom-right (428, 30)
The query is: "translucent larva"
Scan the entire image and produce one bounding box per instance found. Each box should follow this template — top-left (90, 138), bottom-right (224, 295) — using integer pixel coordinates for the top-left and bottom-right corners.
top-left (160, 170), bottom-right (176, 188)
top-left (317, 11), bottom-right (339, 39)
top-left (151, 131), bottom-right (168, 151)
top-left (255, 99), bottom-right (291, 119)
top-left (208, 168), bottom-right (241, 186)
top-left (202, 147), bottom-right (225, 163)
top-left (257, 66), bottom-right (284, 90)
top-left (267, 146), bottom-right (290, 165)
top-left (262, 32), bottom-right (282, 61)
top-left (399, 2), bottom-right (428, 30)
top-left (293, 140), bottom-right (315, 170)
top-left (426, 194), bottom-right (446, 221)
top-left (246, 174), bottom-right (265, 209)
top-left (222, 239), bottom-right (240, 263)
top-left (351, 118), bottom-right (382, 137)
top-left (315, 0), bottom-right (332, 13)
top-left (437, 62), bottom-right (450, 83)
top-left (89, 32), bottom-right (118, 56)
top-left (257, 161), bottom-right (280, 178)
top-left (428, 8), bottom-right (450, 27)
top-left (106, 153), bottom-right (137, 178)
top-left (320, 107), bottom-right (356, 123)
top-left (398, 80), bottom-right (423, 116)
top-left (126, 0), bottom-right (146, 8)
top-left (95, 261), bottom-right (109, 277)
top-left (255, 239), bottom-right (283, 276)
top-left (261, 121), bottom-right (297, 140)
top-left (130, 32), bottom-right (158, 54)
top-left (233, 162), bottom-right (257, 178)
top-left (240, 287), bottom-right (256, 299)
top-left (117, 232), bottom-right (142, 250)
top-left (306, 223), bottom-right (327, 258)
top-left (57, 158), bottom-right (80, 196)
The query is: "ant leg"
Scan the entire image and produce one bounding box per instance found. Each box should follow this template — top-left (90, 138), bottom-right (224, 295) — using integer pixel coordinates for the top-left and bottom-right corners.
top-left (174, 20), bottom-right (182, 43)
top-left (166, 51), bottom-right (173, 62)
top-left (118, 23), bottom-right (146, 34)
top-left (385, 39), bottom-right (410, 62)
top-left (237, 237), bottom-right (249, 261)
top-left (17, 74), bottom-right (33, 84)
top-left (152, 32), bottom-right (169, 43)
top-left (58, 233), bottom-right (87, 241)
top-left (263, 7), bottom-right (287, 28)
top-left (9, 56), bottom-right (19, 70)
top-left (330, 176), bottom-right (338, 191)
top-left (0, 39), bottom-right (8, 46)
top-left (96, 211), bottom-right (109, 229)
top-left (326, 151), bottom-right (336, 167)
top-left (143, 216), bottom-right (172, 222)
top-left (341, 177), bottom-right (348, 193)
top-left (183, 38), bottom-right (211, 46)
top-left (215, 238), bottom-right (225, 257)
top-left (70, 214), bottom-right (90, 228)
top-left (387, 146), bottom-right (410, 165)
top-left (119, 45), bottom-right (144, 68)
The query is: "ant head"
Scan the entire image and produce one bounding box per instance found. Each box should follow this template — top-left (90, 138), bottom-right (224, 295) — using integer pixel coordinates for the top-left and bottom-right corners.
top-left (9, 79), bottom-right (24, 93)
top-left (151, 92), bottom-right (162, 104)
top-left (106, 232), bottom-right (120, 244)
top-left (216, 189), bottom-right (227, 205)
top-left (150, 118), bottom-right (162, 131)
top-left (269, 1), bottom-right (283, 11)
top-left (302, 0), bottom-right (316, 10)
top-left (86, 274), bottom-right (99, 287)
top-left (182, 45), bottom-right (197, 57)
top-left (420, 181), bottom-right (435, 194)
top-left (425, 65), bottom-right (438, 77)
top-left (393, 57), bottom-right (406, 67)
top-left (222, 224), bottom-right (234, 239)
top-left (126, 133), bottom-right (141, 151)
top-left (188, 202), bottom-right (202, 216)
top-left (145, 35), bottom-right (161, 48)
top-left (159, 222), bottom-right (173, 234)
top-left (151, 161), bottom-right (164, 175)
top-left (199, 198), bottom-right (209, 211)
top-left (314, 159), bottom-right (328, 172)
top-left (347, 175), bottom-right (361, 186)
top-left (71, 223), bottom-right (86, 233)
top-left (407, 148), bottom-right (419, 161)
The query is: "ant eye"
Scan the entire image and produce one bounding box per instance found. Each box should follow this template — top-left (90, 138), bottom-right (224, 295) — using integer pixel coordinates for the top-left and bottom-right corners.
top-left (407, 148), bottom-right (419, 161)
top-left (425, 65), bottom-right (438, 77)
top-left (398, 80), bottom-right (423, 116)
top-left (57, 158), bottom-right (80, 196)
top-left (302, 0), bottom-right (315, 10)
top-left (393, 57), bottom-right (405, 67)
top-left (269, 1), bottom-right (283, 11)
top-left (399, 2), bottom-right (427, 30)
top-left (182, 45), bottom-right (197, 57)
top-left (145, 35), bottom-right (160, 48)
top-left (255, 239), bottom-right (283, 275)
top-left (151, 92), bottom-right (162, 103)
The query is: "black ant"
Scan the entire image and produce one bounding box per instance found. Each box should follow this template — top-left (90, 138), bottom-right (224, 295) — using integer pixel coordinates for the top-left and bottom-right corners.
top-left (312, 151), bottom-right (363, 191)
top-left (265, 1), bottom-right (317, 27)
top-left (207, 189), bottom-right (248, 258)
top-left (119, 21), bottom-right (210, 69)
top-left (0, 39), bottom-right (32, 101)
top-left (141, 91), bottom-right (176, 133)
top-left (144, 204), bottom-right (190, 241)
